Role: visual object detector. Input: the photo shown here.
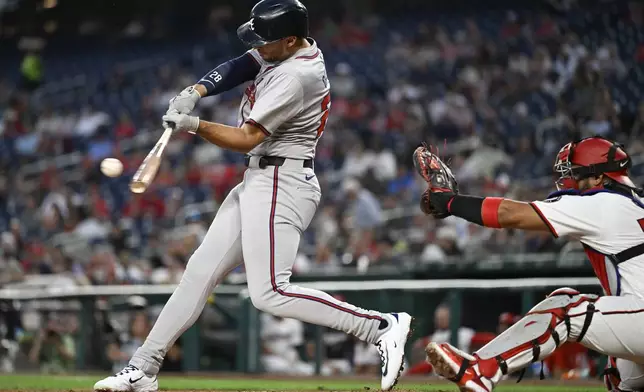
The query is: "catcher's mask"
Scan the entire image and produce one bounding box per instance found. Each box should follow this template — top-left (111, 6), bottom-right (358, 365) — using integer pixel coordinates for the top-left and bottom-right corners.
top-left (554, 136), bottom-right (636, 191)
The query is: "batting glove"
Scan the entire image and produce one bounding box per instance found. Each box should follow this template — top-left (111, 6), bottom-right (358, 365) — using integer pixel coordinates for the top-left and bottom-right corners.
top-left (163, 86), bottom-right (201, 129)
top-left (162, 111), bottom-right (200, 134)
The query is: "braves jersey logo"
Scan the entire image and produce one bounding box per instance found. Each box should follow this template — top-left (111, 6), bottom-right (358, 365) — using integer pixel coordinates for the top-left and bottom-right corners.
top-left (245, 83), bottom-right (257, 109)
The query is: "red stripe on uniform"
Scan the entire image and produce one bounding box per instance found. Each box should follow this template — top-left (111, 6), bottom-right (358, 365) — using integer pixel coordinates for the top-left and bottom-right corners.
top-left (268, 166), bottom-right (382, 321)
top-left (529, 202), bottom-right (558, 238)
top-left (583, 246), bottom-right (612, 295)
top-left (245, 119), bottom-right (270, 136)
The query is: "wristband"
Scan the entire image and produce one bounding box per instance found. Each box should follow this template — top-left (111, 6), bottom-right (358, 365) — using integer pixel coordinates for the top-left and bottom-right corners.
top-left (448, 195), bottom-right (504, 228)
top-left (481, 197), bottom-right (503, 228)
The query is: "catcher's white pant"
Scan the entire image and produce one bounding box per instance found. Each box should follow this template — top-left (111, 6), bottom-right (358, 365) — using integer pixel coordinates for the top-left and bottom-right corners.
top-left (587, 296), bottom-right (644, 391)
top-left (471, 291), bottom-right (644, 391)
top-left (129, 159), bottom-right (385, 375)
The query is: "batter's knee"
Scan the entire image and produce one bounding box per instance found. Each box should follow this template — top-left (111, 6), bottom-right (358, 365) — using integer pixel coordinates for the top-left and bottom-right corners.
top-left (248, 282), bottom-right (290, 315)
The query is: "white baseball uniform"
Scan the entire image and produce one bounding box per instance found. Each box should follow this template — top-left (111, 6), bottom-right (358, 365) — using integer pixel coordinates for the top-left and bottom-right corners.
top-left (471, 189), bottom-right (644, 391)
top-left (128, 39), bottom-right (387, 376)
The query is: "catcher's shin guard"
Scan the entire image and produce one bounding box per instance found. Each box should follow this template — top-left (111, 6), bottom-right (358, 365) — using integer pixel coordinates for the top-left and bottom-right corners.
top-left (604, 357), bottom-right (621, 392)
top-left (470, 288), bottom-right (598, 387)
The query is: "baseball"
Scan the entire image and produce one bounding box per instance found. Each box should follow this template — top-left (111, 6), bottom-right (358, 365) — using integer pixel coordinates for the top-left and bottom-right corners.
top-left (100, 158), bottom-right (124, 177)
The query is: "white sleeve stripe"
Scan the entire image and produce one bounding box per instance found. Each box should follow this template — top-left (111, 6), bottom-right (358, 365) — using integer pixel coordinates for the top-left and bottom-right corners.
top-left (199, 79), bottom-right (216, 88)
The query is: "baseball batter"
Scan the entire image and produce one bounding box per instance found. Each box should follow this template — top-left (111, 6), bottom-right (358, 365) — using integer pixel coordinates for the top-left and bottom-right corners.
top-left (413, 136), bottom-right (644, 392)
top-left (94, 1), bottom-right (411, 391)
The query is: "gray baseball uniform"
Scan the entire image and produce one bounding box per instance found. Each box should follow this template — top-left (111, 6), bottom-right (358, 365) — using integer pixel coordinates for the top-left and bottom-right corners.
top-left (129, 39), bottom-right (386, 376)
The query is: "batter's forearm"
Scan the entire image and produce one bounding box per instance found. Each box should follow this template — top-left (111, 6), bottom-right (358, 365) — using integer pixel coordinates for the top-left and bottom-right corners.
top-left (196, 53), bottom-right (260, 97)
top-left (195, 120), bottom-right (259, 153)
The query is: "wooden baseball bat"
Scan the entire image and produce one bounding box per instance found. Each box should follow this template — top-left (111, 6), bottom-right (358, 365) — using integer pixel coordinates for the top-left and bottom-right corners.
top-left (129, 128), bottom-right (174, 194)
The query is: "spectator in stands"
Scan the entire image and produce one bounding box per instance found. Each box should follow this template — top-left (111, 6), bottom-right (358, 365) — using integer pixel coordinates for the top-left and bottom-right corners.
top-left (428, 304), bottom-right (474, 352)
top-left (628, 101), bottom-right (644, 150)
top-left (340, 178), bottom-right (383, 267)
top-left (420, 225), bottom-right (462, 264)
top-left (410, 304), bottom-right (474, 371)
top-left (39, 176), bottom-right (69, 224)
top-left (0, 300), bottom-right (21, 373)
top-left (303, 296), bottom-right (355, 375)
top-left (87, 129), bottom-right (115, 162)
top-left (73, 204), bottom-right (110, 242)
top-left (28, 315), bottom-right (76, 374)
top-left (114, 113), bottom-right (135, 139)
top-left (543, 342), bottom-right (593, 380)
top-left (19, 50), bottom-right (43, 92)
top-left (497, 312), bottom-right (520, 334)
top-left (341, 141), bottom-right (375, 180)
top-left (353, 339), bottom-right (381, 375)
top-left (107, 310), bottom-right (152, 373)
top-left (595, 41), bottom-right (627, 79)
top-left (260, 314), bottom-right (326, 375)
top-left (74, 105), bottom-right (110, 140)
top-left (560, 62), bottom-right (613, 126)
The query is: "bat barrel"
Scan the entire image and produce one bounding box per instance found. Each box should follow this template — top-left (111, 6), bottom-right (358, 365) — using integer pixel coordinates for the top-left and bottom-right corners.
top-left (128, 128), bottom-right (173, 194)
top-left (129, 181), bottom-right (148, 194)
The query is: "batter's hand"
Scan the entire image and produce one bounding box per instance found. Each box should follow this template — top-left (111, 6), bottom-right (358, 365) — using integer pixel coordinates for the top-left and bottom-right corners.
top-left (163, 86), bottom-right (201, 129)
top-left (162, 111), bottom-right (200, 134)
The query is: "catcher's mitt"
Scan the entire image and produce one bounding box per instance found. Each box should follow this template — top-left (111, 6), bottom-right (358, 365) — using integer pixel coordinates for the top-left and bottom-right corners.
top-left (413, 144), bottom-right (458, 218)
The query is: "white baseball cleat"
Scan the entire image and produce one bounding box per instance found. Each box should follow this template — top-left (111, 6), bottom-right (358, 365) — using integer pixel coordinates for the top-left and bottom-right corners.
top-left (376, 312), bottom-right (413, 391)
top-left (94, 365), bottom-right (158, 392)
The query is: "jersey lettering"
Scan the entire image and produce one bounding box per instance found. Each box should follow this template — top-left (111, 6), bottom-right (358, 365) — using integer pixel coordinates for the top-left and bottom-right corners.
top-left (209, 71), bottom-right (222, 83)
top-left (638, 218), bottom-right (644, 232)
top-left (245, 83), bottom-right (257, 109)
top-left (316, 93), bottom-right (331, 138)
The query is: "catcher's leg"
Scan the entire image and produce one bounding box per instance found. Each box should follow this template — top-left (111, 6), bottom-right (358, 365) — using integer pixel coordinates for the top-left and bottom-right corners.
top-left (605, 358), bottom-right (644, 392)
top-left (426, 288), bottom-right (644, 392)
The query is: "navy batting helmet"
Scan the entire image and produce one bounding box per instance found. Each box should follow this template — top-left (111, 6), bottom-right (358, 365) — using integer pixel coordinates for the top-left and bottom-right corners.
top-left (237, 0), bottom-right (309, 48)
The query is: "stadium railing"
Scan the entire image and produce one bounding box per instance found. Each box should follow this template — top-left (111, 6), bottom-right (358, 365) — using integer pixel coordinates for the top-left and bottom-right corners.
top-left (0, 277), bottom-right (601, 374)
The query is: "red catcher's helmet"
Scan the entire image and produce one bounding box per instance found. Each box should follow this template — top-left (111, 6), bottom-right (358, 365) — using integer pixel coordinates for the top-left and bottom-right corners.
top-left (554, 136), bottom-right (636, 191)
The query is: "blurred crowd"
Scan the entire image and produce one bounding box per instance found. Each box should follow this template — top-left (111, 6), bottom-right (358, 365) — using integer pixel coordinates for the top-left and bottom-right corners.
top-left (2, 1), bottom-right (644, 290)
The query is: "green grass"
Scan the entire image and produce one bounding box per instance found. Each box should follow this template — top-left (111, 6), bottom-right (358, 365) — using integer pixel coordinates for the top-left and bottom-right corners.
top-left (0, 374), bottom-right (605, 392)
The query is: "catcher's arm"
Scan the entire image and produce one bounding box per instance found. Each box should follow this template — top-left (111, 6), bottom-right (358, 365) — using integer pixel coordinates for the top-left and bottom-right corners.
top-left (447, 196), bottom-right (552, 232)
top-left (413, 145), bottom-right (551, 232)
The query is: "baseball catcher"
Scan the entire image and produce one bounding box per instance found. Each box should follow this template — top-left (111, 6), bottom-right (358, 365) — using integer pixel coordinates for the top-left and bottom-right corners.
top-left (414, 137), bottom-right (644, 392)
